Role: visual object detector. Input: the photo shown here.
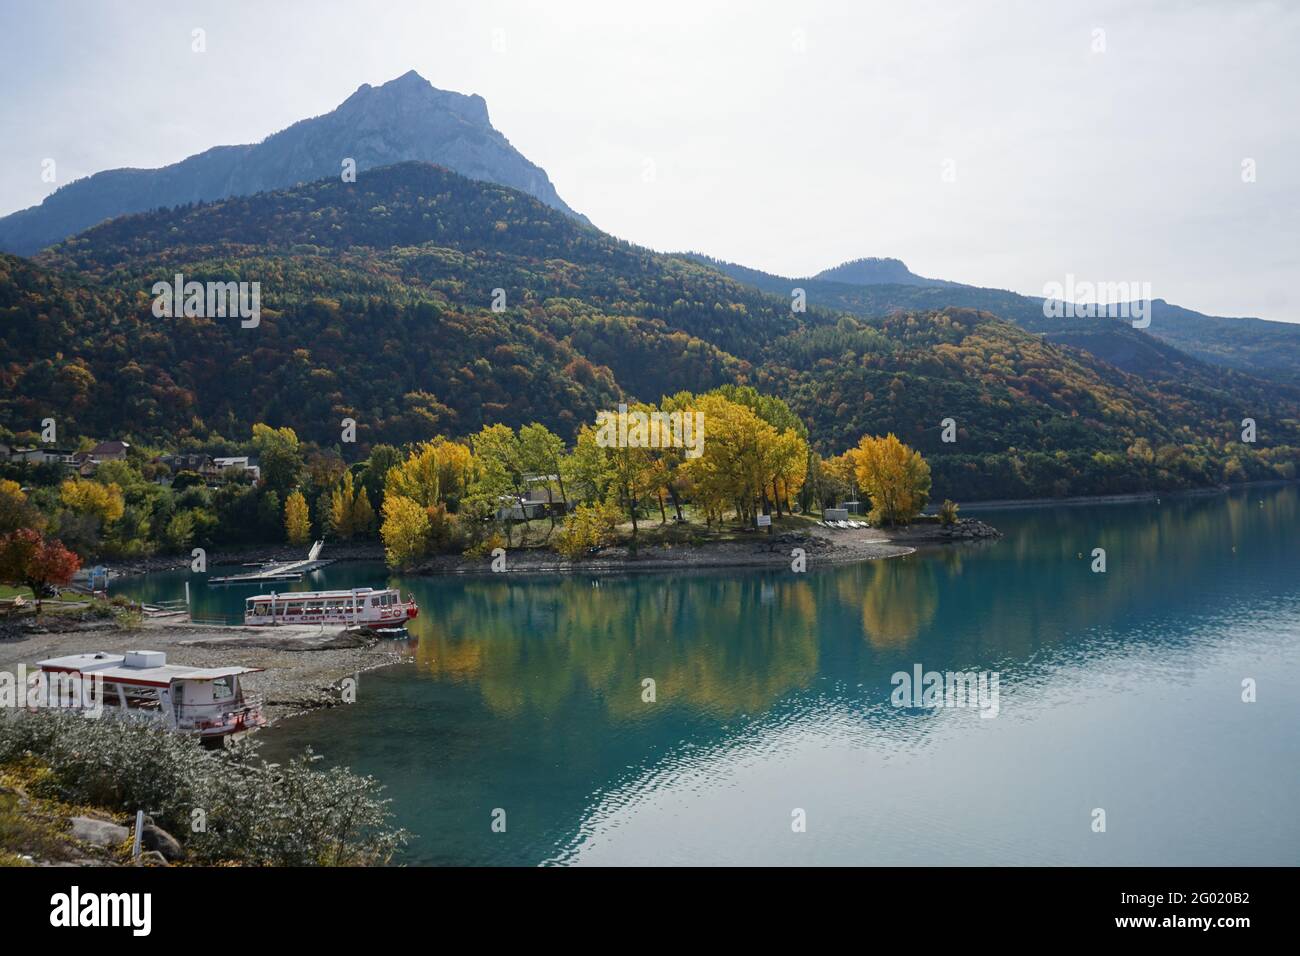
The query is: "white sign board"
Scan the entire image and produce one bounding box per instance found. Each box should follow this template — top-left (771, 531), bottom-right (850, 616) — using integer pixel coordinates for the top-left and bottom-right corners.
top-left (756, 514), bottom-right (772, 527)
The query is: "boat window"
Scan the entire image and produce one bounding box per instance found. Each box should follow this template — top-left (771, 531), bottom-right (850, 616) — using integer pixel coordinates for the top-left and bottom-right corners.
top-left (371, 597), bottom-right (381, 607)
top-left (211, 678), bottom-right (234, 701)
top-left (254, 603), bottom-right (269, 614)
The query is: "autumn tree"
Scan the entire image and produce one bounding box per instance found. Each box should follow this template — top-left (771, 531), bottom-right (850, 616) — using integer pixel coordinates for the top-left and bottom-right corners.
top-left (0, 529), bottom-right (81, 611)
top-left (468, 424), bottom-right (526, 543)
top-left (384, 438), bottom-right (473, 510)
top-left (602, 401), bottom-right (661, 548)
top-left (518, 422), bottom-right (569, 533)
top-left (284, 490), bottom-right (311, 545)
top-left (850, 433), bottom-right (932, 526)
top-left (685, 393), bottom-right (776, 525)
top-left (811, 452), bottom-right (859, 512)
top-left (561, 425), bottom-right (613, 505)
top-left (380, 495), bottom-right (430, 570)
top-left (330, 472), bottom-right (358, 539)
top-left (59, 478), bottom-right (125, 525)
top-left (767, 428), bottom-right (809, 517)
top-left (351, 486), bottom-right (375, 537)
top-left (0, 479), bottom-right (42, 535)
top-left (554, 501), bottom-right (622, 560)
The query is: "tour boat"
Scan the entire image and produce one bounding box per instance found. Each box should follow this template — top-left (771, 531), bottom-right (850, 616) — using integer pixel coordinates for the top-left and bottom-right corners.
top-left (243, 587), bottom-right (419, 628)
top-left (36, 650), bottom-right (266, 739)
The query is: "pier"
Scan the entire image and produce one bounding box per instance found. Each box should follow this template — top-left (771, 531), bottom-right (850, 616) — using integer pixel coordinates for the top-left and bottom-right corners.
top-left (207, 541), bottom-right (334, 586)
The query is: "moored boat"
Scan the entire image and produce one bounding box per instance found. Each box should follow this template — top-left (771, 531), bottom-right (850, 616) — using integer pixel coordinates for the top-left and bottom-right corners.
top-left (243, 587), bottom-right (419, 627)
top-left (36, 650), bottom-right (266, 739)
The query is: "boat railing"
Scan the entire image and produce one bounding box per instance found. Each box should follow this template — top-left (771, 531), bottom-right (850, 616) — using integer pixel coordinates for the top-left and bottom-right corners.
top-left (173, 694), bottom-right (264, 719)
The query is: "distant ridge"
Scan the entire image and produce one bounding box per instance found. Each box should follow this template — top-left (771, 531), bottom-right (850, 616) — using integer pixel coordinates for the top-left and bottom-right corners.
top-left (0, 70), bottom-right (586, 255)
top-left (686, 252), bottom-right (1300, 386)
top-left (812, 256), bottom-right (963, 288)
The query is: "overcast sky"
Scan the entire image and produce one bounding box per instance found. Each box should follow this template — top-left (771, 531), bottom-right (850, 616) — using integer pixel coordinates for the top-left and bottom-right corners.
top-left (2, 0), bottom-right (1296, 321)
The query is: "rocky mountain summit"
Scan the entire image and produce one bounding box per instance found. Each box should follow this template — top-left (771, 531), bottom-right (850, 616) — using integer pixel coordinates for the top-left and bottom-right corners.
top-left (0, 70), bottom-right (584, 255)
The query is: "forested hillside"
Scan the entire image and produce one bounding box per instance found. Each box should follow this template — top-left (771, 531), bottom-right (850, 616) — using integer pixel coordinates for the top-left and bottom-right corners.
top-left (689, 253), bottom-right (1300, 387)
top-left (3, 161), bottom-right (1296, 501)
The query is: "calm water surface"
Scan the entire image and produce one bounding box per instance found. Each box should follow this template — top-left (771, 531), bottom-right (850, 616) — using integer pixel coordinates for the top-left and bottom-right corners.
top-left (116, 487), bottom-right (1300, 865)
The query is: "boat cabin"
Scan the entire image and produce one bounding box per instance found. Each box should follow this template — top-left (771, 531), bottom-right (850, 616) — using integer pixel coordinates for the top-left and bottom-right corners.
top-left (243, 587), bottom-right (418, 627)
top-left (36, 650), bottom-right (266, 739)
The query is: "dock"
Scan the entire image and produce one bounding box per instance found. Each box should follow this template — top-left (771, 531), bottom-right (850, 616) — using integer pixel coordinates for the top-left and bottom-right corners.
top-left (207, 541), bottom-right (333, 586)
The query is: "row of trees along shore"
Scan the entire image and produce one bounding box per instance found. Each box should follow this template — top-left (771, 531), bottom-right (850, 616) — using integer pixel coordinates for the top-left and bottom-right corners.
top-left (0, 386), bottom-right (937, 579)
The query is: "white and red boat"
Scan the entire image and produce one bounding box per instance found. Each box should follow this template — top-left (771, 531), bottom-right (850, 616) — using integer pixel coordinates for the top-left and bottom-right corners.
top-left (36, 650), bottom-right (266, 739)
top-left (243, 587), bottom-right (419, 628)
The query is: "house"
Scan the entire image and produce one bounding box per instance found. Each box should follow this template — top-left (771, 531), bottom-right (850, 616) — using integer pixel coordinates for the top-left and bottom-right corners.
top-left (496, 495), bottom-right (546, 522)
top-left (69, 452), bottom-right (98, 477)
top-left (88, 440), bottom-right (130, 463)
top-left (520, 474), bottom-right (574, 514)
top-left (4, 446), bottom-right (77, 466)
top-left (159, 453), bottom-right (219, 478)
top-left (212, 456), bottom-right (261, 481)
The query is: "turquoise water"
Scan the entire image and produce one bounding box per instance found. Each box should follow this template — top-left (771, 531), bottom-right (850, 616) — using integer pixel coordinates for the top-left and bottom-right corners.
top-left (115, 488), bottom-right (1300, 865)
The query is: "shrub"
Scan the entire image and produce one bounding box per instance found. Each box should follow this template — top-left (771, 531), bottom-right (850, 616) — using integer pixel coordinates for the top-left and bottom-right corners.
top-left (938, 499), bottom-right (960, 526)
top-left (554, 502), bottom-right (622, 560)
top-left (464, 531), bottom-right (507, 559)
top-left (0, 711), bottom-right (405, 866)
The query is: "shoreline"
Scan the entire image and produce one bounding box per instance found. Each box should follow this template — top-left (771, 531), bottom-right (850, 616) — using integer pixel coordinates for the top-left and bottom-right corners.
top-left (4, 520), bottom-right (1000, 733)
top-left (80, 476), bottom-right (1298, 575)
top-left (102, 541), bottom-right (386, 578)
top-left (959, 478), bottom-right (1296, 513)
top-left (0, 618), bottom-right (403, 728)
top-left (404, 518), bottom-right (1001, 577)
top-left (82, 477), bottom-right (1297, 575)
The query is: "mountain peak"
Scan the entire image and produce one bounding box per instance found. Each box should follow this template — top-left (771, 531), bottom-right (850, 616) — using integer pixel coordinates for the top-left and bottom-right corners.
top-left (813, 257), bottom-right (960, 289)
top-left (0, 72), bottom-right (580, 254)
top-left (341, 70), bottom-right (489, 126)
top-left (391, 68), bottom-right (430, 85)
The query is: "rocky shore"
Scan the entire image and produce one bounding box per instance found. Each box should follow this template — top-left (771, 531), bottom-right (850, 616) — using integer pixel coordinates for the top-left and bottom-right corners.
top-left (0, 617), bottom-right (403, 726)
top-left (409, 517), bottom-right (1000, 575)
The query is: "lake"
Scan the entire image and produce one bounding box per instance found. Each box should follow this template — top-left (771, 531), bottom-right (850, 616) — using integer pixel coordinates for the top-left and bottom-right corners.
top-left (113, 487), bottom-right (1300, 865)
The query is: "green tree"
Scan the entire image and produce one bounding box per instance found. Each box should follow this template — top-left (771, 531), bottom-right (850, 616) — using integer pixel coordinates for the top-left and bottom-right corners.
top-left (251, 423), bottom-right (303, 495)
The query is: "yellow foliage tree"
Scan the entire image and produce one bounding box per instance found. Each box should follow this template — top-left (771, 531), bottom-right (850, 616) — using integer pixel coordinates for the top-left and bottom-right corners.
top-left (683, 392), bottom-right (807, 524)
top-left (284, 490), bottom-right (311, 546)
top-left (351, 487), bottom-right (375, 537)
top-left (553, 501), bottom-right (622, 560)
top-left (330, 472), bottom-right (356, 539)
top-left (384, 438), bottom-right (474, 508)
top-left (850, 433), bottom-right (932, 526)
top-left (381, 494), bottom-right (430, 569)
top-left (767, 427), bottom-right (809, 516)
top-left (60, 478), bottom-right (125, 525)
top-left (0, 479), bottom-right (42, 534)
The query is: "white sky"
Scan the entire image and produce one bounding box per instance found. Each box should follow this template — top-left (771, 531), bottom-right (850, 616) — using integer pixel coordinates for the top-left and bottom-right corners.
top-left (1, 0), bottom-right (1296, 321)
